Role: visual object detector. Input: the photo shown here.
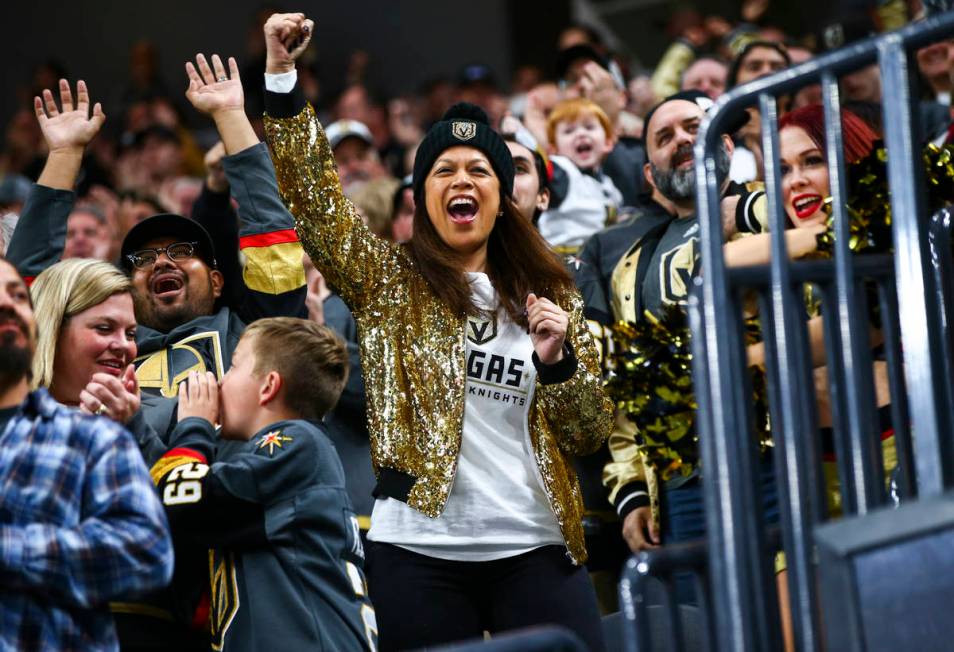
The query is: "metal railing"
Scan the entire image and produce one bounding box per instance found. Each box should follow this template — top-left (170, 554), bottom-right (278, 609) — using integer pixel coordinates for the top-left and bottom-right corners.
top-left (618, 11), bottom-right (954, 652)
top-left (695, 12), bottom-right (954, 650)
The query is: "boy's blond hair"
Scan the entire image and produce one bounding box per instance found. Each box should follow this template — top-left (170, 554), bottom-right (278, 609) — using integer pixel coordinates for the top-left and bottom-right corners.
top-left (243, 317), bottom-right (349, 421)
top-left (545, 98), bottom-right (614, 146)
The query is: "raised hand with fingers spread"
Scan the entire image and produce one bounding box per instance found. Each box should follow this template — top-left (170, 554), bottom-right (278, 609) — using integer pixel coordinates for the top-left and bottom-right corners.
top-left (35, 79), bottom-right (105, 154)
top-left (34, 79), bottom-right (105, 190)
top-left (184, 53), bottom-right (258, 154)
top-left (185, 54), bottom-right (244, 117)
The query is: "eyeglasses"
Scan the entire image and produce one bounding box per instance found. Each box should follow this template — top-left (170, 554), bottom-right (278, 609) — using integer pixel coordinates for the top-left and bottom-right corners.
top-left (127, 241), bottom-right (199, 269)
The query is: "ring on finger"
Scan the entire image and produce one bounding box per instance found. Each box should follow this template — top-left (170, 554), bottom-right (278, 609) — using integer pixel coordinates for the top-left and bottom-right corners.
top-left (95, 404), bottom-right (109, 416)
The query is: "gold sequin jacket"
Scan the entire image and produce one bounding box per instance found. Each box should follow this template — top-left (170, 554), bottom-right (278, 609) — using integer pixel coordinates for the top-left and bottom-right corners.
top-left (263, 92), bottom-right (613, 564)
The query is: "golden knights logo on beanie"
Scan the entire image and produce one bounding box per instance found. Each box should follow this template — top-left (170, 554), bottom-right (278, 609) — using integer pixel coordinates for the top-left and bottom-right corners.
top-left (412, 102), bottom-right (515, 200)
top-left (451, 121), bottom-right (477, 141)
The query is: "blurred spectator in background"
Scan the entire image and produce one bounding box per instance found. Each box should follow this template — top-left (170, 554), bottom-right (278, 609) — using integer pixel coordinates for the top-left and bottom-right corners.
top-left (0, 175), bottom-right (29, 255)
top-left (455, 63), bottom-right (508, 128)
top-left (558, 22), bottom-right (607, 53)
top-left (118, 41), bottom-right (171, 108)
top-left (390, 177), bottom-right (415, 244)
top-left (335, 84), bottom-right (390, 151)
top-left (916, 38), bottom-right (954, 106)
top-left (787, 44), bottom-right (824, 110)
top-left (822, 12), bottom-right (950, 142)
top-left (326, 119), bottom-right (390, 195)
top-left (63, 204), bottom-right (113, 261)
top-left (351, 176), bottom-right (401, 240)
top-left (627, 73), bottom-right (658, 122)
top-left (0, 174), bottom-right (31, 216)
top-left (727, 40), bottom-right (791, 183)
top-left (726, 39), bottom-right (790, 88)
top-left (681, 56), bottom-right (729, 99)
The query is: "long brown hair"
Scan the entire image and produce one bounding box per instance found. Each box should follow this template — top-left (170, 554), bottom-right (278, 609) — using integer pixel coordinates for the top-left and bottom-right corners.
top-left (407, 195), bottom-right (573, 328)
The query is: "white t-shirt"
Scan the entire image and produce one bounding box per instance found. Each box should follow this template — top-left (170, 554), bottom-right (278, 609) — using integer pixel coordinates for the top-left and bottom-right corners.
top-left (538, 155), bottom-right (622, 251)
top-left (368, 273), bottom-right (565, 561)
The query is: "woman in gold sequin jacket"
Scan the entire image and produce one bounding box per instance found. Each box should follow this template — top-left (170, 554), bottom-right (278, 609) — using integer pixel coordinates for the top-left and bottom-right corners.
top-left (260, 13), bottom-right (613, 652)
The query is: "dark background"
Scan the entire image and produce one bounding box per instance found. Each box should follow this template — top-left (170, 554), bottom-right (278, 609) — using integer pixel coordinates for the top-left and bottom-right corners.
top-left (1, 0), bottom-right (830, 129)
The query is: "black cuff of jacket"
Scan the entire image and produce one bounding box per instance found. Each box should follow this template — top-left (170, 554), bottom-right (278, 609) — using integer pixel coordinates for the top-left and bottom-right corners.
top-left (735, 188), bottom-right (765, 234)
top-left (372, 467), bottom-right (416, 503)
top-left (532, 342), bottom-right (578, 385)
top-left (615, 482), bottom-right (651, 522)
top-left (264, 82), bottom-right (306, 119)
top-left (169, 416), bottom-right (217, 447)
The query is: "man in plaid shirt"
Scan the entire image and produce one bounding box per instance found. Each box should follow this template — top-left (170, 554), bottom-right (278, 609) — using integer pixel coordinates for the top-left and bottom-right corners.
top-left (0, 255), bottom-right (173, 651)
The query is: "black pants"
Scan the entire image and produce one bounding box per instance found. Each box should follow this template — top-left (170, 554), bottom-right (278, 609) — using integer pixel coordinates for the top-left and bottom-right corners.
top-left (366, 542), bottom-right (605, 651)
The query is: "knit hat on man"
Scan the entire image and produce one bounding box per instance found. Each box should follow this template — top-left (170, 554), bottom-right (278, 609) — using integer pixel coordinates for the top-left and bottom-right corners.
top-left (411, 103), bottom-right (514, 201)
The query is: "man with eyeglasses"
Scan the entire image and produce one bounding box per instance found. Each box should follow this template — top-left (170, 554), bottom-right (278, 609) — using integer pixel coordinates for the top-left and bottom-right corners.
top-left (8, 79), bottom-right (305, 409)
top-left (8, 75), bottom-right (307, 651)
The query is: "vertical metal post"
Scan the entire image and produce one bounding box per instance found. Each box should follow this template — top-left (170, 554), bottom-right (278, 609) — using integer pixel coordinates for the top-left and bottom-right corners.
top-left (879, 37), bottom-right (954, 496)
top-left (875, 280), bottom-right (915, 500)
top-left (688, 276), bottom-right (758, 652)
top-left (760, 93), bottom-right (822, 652)
top-left (822, 74), bottom-right (884, 513)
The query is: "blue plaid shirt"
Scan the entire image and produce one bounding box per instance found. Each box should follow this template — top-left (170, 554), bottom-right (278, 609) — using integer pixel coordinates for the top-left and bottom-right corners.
top-left (0, 389), bottom-right (173, 651)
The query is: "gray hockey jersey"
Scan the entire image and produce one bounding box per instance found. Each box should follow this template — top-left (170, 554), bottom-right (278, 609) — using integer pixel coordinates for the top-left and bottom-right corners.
top-left (153, 417), bottom-right (377, 652)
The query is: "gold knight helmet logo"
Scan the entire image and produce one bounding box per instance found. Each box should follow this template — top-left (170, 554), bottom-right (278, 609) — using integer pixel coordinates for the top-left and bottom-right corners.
top-left (451, 121), bottom-right (476, 141)
top-left (209, 550), bottom-right (239, 651)
top-left (134, 331), bottom-right (225, 398)
top-left (467, 314), bottom-right (498, 345)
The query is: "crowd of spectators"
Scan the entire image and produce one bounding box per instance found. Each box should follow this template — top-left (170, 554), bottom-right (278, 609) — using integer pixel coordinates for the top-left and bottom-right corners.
top-left (0, 2), bottom-right (951, 263)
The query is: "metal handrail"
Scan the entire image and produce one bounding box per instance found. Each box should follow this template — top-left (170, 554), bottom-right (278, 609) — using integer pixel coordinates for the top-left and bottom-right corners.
top-left (691, 11), bottom-right (954, 652)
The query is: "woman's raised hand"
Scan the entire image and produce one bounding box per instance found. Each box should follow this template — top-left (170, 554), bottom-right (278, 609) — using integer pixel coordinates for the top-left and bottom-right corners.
top-left (34, 80), bottom-right (105, 154)
top-left (79, 364), bottom-right (141, 425)
top-left (526, 293), bottom-right (569, 365)
top-left (185, 54), bottom-right (244, 117)
top-left (264, 12), bottom-right (314, 75)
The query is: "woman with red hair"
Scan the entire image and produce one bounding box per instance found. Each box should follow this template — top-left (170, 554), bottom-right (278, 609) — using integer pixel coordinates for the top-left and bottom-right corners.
top-left (725, 104), bottom-right (889, 652)
top-left (777, 104), bottom-right (879, 228)
top-left (723, 104), bottom-right (880, 266)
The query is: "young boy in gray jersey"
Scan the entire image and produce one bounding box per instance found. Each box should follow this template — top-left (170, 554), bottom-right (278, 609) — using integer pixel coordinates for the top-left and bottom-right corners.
top-left (151, 317), bottom-right (377, 652)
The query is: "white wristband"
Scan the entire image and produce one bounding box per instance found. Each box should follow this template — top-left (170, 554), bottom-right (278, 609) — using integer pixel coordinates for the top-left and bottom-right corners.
top-left (264, 70), bottom-right (298, 94)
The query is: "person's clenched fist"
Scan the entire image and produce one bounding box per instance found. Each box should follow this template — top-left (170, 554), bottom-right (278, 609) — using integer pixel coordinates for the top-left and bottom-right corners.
top-left (264, 13), bottom-right (314, 75)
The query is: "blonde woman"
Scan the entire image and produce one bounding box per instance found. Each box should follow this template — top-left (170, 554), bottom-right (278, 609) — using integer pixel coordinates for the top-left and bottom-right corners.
top-left (31, 258), bottom-right (165, 462)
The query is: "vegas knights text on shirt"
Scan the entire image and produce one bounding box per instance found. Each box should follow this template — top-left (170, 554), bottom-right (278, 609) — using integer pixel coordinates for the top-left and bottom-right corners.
top-left (466, 318), bottom-right (527, 406)
top-left (368, 272), bottom-right (565, 560)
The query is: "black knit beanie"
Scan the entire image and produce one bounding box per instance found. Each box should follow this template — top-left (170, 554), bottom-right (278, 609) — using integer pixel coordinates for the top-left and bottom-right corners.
top-left (412, 103), bottom-right (514, 201)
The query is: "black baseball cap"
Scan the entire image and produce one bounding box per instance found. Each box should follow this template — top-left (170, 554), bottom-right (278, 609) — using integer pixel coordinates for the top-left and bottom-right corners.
top-left (120, 213), bottom-right (218, 272)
